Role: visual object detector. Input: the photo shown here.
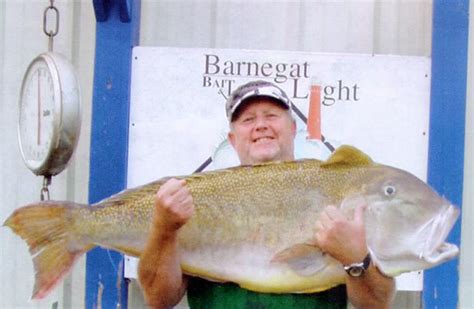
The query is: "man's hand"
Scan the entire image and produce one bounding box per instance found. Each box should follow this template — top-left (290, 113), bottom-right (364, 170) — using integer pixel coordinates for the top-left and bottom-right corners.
top-left (153, 178), bottom-right (194, 232)
top-left (315, 204), bottom-right (368, 265)
top-left (315, 204), bottom-right (396, 308)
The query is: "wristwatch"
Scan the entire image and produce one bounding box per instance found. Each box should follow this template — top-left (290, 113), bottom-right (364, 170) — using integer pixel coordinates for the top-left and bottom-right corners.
top-left (343, 253), bottom-right (371, 277)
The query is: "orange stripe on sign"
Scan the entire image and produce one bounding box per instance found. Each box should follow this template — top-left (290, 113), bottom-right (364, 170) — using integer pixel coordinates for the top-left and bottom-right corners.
top-left (307, 85), bottom-right (321, 140)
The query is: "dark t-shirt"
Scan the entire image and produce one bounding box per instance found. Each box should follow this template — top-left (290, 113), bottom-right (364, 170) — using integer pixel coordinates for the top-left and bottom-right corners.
top-left (187, 277), bottom-right (347, 309)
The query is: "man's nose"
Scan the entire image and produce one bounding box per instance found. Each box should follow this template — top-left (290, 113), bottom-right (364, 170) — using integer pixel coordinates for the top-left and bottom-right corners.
top-left (254, 116), bottom-right (268, 130)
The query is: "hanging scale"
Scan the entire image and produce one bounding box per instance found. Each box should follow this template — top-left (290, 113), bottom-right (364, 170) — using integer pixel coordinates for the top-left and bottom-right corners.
top-left (18, 0), bottom-right (82, 200)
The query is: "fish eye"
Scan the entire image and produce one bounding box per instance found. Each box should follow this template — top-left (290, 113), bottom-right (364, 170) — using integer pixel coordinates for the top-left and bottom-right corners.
top-left (384, 185), bottom-right (396, 196)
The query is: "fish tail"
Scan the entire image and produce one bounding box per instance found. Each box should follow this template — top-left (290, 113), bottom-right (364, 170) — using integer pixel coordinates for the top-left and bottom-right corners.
top-left (3, 201), bottom-right (93, 300)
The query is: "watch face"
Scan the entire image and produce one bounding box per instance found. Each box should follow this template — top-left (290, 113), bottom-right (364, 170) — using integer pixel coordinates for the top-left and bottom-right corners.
top-left (348, 266), bottom-right (364, 277)
top-left (18, 56), bottom-right (59, 173)
top-left (344, 253), bottom-right (371, 277)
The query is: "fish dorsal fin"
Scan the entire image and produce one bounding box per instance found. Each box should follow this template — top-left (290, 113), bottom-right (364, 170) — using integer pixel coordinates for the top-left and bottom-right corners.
top-left (321, 145), bottom-right (373, 168)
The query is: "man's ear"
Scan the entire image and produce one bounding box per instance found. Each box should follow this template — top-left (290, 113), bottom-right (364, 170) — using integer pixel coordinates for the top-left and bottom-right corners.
top-left (228, 131), bottom-right (236, 148)
top-left (291, 119), bottom-right (297, 138)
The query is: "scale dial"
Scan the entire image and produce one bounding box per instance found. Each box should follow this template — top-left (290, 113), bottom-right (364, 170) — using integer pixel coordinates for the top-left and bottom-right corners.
top-left (18, 52), bottom-right (81, 176)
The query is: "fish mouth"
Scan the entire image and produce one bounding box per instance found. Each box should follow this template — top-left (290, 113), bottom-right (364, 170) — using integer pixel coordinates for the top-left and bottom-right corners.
top-left (420, 204), bottom-right (460, 264)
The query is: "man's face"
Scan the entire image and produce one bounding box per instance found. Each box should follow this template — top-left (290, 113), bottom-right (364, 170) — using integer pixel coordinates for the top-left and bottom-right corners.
top-left (228, 98), bottom-right (296, 165)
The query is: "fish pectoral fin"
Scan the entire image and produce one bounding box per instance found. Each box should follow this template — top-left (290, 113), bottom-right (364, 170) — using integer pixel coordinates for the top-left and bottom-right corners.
top-left (271, 244), bottom-right (328, 277)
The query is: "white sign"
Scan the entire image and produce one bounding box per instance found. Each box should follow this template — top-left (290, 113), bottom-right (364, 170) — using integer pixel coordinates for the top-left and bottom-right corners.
top-left (126, 47), bottom-right (431, 291)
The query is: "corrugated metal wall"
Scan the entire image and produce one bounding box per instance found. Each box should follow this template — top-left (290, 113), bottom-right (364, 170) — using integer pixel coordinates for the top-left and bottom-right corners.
top-left (460, 0), bottom-right (474, 306)
top-left (140, 0), bottom-right (432, 56)
top-left (0, 0), bottom-right (471, 308)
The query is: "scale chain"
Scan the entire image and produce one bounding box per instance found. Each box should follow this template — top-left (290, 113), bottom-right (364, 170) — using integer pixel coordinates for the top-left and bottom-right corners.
top-left (43, 0), bottom-right (59, 52)
top-left (40, 175), bottom-right (51, 201)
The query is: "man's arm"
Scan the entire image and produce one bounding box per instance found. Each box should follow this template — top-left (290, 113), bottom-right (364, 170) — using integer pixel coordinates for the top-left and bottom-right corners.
top-left (138, 179), bottom-right (194, 308)
top-left (315, 205), bottom-right (395, 308)
top-left (345, 262), bottom-right (395, 309)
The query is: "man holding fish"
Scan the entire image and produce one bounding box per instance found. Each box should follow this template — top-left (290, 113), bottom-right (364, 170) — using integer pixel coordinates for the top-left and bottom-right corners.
top-left (138, 80), bottom-right (395, 308)
top-left (4, 79), bottom-right (459, 304)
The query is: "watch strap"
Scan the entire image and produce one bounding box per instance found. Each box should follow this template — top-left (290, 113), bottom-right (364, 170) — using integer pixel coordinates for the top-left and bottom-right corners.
top-left (343, 253), bottom-right (371, 276)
